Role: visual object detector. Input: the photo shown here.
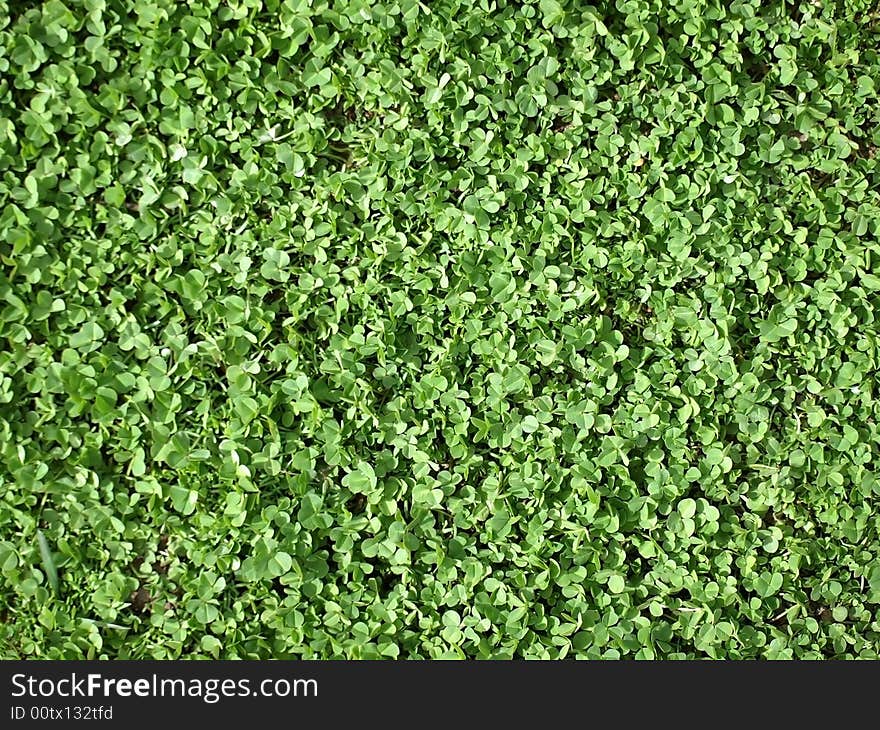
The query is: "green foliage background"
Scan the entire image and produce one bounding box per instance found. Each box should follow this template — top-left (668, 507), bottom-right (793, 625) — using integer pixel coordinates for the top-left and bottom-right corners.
top-left (2, 0), bottom-right (880, 659)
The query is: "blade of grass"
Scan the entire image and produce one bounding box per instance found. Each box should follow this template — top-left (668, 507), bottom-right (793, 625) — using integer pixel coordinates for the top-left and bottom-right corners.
top-left (37, 530), bottom-right (60, 598)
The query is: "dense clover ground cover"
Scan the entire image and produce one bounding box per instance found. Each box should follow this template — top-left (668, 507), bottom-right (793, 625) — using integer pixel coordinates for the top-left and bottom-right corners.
top-left (1, 0), bottom-right (880, 659)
